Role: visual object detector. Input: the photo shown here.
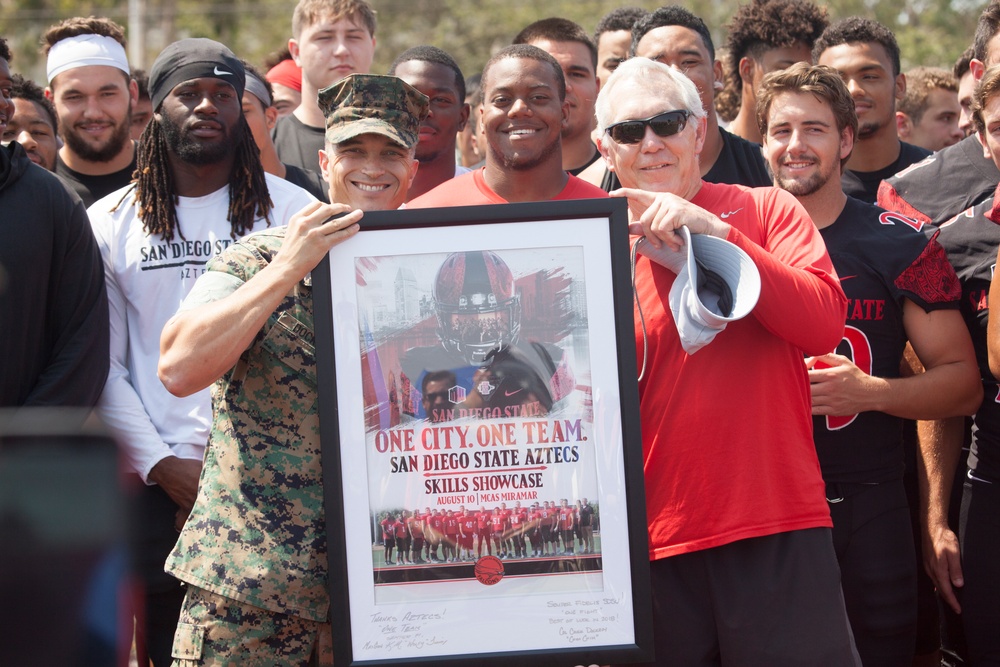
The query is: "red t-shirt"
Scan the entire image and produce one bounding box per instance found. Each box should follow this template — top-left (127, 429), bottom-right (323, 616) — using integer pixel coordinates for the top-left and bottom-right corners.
top-left (490, 514), bottom-right (507, 533)
top-left (635, 181), bottom-right (845, 560)
top-left (408, 169), bottom-right (608, 208)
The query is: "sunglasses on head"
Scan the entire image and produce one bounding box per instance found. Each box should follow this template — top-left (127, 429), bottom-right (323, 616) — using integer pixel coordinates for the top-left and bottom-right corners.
top-left (605, 110), bottom-right (692, 145)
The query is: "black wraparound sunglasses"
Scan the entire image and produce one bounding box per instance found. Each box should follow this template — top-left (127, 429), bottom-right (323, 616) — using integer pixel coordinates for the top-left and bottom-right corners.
top-left (605, 110), bottom-right (692, 145)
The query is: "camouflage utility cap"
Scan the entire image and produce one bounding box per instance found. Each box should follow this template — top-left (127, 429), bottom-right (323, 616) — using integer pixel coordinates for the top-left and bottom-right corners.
top-left (319, 74), bottom-right (429, 148)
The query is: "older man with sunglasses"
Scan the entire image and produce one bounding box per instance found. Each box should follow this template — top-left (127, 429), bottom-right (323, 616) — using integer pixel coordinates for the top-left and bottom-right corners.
top-left (597, 57), bottom-right (859, 666)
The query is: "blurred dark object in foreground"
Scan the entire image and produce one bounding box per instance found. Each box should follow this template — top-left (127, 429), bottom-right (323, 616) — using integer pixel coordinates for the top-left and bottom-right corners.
top-left (0, 408), bottom-right (130, 667)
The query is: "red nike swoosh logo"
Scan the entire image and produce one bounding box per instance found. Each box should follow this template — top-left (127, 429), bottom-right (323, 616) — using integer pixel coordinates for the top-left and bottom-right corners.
top-left (839, 275), bottom-right (857, 281)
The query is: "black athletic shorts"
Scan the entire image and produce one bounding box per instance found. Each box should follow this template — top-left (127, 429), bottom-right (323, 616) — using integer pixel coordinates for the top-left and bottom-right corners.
top-left (629, 528), bottom-right (861, 667)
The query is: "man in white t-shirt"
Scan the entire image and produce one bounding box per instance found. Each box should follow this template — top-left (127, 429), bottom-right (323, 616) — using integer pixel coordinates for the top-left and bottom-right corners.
top-left (87, 38), bottom-right (315, 666)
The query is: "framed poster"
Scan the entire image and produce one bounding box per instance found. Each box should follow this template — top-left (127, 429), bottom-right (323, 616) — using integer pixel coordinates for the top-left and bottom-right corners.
top-left (314, 199), bottom-right (651, 666)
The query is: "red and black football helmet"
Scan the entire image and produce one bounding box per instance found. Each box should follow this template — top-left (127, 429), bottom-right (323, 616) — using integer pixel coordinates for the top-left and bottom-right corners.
top-left (433, 250), bottom-right (521, 364)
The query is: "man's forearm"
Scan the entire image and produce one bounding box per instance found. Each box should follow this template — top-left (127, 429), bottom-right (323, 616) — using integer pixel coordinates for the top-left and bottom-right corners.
top-left (158, 258), bottom-right (303, 397)
top-left (917, 416), bottom-right (964, 534)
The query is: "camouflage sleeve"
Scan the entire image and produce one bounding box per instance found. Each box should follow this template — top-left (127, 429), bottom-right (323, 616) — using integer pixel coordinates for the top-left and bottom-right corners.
top-left (205, 235), bottom-right (274, 284)
top-left (178, 272), bottom-right (245, 312)
top-left (176, 236), bottom-right (274, 312)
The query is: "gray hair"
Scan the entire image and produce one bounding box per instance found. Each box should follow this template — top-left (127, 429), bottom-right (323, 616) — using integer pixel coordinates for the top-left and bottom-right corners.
top-left (595, 57), bottom-right (706, 135)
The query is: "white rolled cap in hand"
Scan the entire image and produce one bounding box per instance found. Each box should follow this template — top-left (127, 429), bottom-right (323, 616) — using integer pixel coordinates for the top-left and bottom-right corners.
top-left (635, 225), bottom-right (761, 354)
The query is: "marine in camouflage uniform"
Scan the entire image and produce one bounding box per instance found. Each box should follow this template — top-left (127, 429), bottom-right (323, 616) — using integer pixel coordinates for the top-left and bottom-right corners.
top-left (162, 74), bottom-right (428, 666)
top-left (167, 228), bottom-right (330, 664)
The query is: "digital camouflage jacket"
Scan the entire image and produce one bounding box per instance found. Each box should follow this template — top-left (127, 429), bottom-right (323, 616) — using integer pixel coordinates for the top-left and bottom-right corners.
top-left (166, 227), bottom-right (329, 622)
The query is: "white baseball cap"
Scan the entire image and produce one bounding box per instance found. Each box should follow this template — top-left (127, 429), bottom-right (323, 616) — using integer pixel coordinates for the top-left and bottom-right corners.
top-left (635, 226), bottom-right (761, 354)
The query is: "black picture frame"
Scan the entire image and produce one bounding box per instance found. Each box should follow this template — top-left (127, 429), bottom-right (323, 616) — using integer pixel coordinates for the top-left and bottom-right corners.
top-left (314, 198), bottom-right (652, 666)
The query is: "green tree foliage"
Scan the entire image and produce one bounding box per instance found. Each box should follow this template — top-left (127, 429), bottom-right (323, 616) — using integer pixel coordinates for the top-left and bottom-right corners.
top-left (0, 0), bottom-right (987, 87)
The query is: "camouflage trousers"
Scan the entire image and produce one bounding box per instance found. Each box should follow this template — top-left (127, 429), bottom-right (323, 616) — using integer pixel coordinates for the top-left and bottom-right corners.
top-left (171, 584), bottom-right (333, 666)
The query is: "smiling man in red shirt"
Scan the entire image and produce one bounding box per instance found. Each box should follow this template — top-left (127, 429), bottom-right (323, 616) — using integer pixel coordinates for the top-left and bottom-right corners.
top-left (410, 44), bottom-right (606, 208)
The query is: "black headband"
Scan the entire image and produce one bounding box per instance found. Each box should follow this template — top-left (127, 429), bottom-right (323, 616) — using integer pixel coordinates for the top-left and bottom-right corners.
top-left (149, 38), bottom-right (245, 110)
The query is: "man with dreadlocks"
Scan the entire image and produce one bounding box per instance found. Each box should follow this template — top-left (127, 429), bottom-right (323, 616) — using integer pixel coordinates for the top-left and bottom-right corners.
top-left (87, 38), bottom-right (315, 666)
top-left (155, 74), bottom-right (425, 664)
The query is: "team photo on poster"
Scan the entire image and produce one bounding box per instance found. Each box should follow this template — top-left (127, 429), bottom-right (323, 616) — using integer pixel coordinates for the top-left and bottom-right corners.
top-left (354, 246), bottom-right (603, 596)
